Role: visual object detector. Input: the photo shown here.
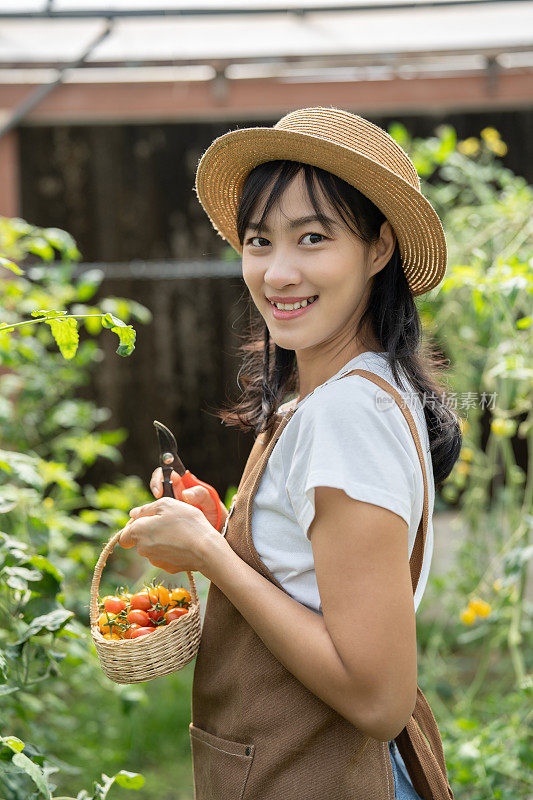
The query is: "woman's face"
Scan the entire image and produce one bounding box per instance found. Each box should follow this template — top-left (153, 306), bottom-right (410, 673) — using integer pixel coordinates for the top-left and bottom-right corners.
top-left (242, 170), bottom-right (394, 357)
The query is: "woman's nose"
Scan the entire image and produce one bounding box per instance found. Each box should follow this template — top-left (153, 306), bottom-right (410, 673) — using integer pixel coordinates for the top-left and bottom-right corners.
top-left (263, 255), bottom-right (301, 287)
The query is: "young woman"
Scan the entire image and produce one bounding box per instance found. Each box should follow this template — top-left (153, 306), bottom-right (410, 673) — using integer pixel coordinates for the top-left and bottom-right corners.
top-left (120, 107), bottom-right (459, 800)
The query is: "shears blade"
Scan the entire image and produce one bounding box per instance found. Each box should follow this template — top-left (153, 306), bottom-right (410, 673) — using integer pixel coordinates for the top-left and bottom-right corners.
top-left (153, 420), bottom-right (186, 476)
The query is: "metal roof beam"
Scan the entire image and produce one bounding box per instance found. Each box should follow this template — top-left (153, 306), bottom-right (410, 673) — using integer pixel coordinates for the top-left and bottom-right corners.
top-left (3, 44), bottom-right (532, 72)
top-left (0, 20), bottom-right (114, 138)
top-left (1, 0), bottom-right (532, 19)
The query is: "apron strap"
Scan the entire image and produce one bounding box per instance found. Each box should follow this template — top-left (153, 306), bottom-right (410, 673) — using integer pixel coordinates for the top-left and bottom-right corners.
top-left (339, 368), bottom-right (454, 800)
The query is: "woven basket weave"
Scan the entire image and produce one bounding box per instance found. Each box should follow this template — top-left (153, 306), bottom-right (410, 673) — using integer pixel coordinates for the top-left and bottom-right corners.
top-left (90, 529), bottom-right (202, 684)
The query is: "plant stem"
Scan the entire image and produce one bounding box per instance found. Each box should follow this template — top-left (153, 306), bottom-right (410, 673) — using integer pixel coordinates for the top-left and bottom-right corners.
top-left (0, 314), bottom-right (104, 333)
top-left (458, 639), bottom-right (494, 710)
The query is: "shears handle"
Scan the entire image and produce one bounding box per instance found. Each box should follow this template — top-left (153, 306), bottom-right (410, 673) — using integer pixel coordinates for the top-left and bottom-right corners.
top-left (162, 468), bottom-right (222, 532)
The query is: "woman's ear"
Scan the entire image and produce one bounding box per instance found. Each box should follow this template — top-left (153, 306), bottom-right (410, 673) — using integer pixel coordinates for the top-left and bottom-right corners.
top-left (368, 220), bottom-right (397, 278)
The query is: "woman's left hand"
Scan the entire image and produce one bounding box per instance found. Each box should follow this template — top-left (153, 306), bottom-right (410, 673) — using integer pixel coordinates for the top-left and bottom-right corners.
top-left (118, 497), bottom-right (215, 574)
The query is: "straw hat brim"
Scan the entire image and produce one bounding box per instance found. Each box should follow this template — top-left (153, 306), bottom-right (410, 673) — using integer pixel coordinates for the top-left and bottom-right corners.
top-left (195, 127), bottom-right (447, 296)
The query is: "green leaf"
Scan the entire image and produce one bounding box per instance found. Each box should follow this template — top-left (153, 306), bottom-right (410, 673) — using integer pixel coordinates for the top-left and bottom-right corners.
top-left (44, 315), bottom-right (79, 360)
top-left (0, 449), bottom-right (44, 488)
top-left (0, 255), bottom-right (24, 275)
top-left (14, 608), bottom-right (74, 645)
top-left (0, 684), bottom-right (20, 696)
top-left (27, 555), bottom-right (63, 583)
top-left (11, 751), bottom-right (51, 798)
top-left (27, 237), bottom-right (55, 262)
top-left (37, 460), bottom-right (78, 490)
top-left (75, 269), bottom-right (103, 301)
top-left (41, 227), bottom-right (81, 261)
top-left (113, 771), bottom-right (146, 789)
top-left (3, 565), bottom-right (42, 590)
top-left (102, 313), bottom-right (136, 357)
top-left (1, 736), bottom-right (25, 752)
top-left (516, 316), bottom-right (531, 329)
top-left (30, 309), bottom-right (67, 319)
top-left (387, 122), bottom-right (411, 150)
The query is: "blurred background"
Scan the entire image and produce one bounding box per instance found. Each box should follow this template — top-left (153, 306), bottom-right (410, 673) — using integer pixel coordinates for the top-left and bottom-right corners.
top-left (0, 2), bottom-right (531, 799)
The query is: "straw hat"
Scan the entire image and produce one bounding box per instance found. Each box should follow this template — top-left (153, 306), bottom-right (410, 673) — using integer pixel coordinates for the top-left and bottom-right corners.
top-left (194, 106), bottom-right (447, 296)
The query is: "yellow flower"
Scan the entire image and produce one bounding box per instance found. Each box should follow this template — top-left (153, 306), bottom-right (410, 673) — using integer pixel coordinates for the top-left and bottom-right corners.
top-left (460, 447), bottom-right (474, 462)
top-left (469, 598), bottom-right (491, 618)
top-left (457, 138), bottom-right (480, 157)
top-left (487, 139), bottom-right (508, 157)
top-left (456, 462), bottom-right (470, 476)
top-left (43, 497), bottom-right (54, 509)
top-left (491, 418), bottom-right (517, 438)
top-left (480, 127), bottom-right (500, 142)
top-left (460, 608), bottom-right (477, 625)
top-left (493, 579), bottom-right (502, 593)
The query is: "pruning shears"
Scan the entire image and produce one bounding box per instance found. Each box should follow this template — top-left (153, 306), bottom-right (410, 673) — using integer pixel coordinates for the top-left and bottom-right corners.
top-left (153, 420), bottom-right (223, 532)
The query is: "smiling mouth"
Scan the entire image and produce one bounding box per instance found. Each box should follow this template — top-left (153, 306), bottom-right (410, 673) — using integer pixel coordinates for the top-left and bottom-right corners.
top-left (267, 295), bottom-right (319, 311)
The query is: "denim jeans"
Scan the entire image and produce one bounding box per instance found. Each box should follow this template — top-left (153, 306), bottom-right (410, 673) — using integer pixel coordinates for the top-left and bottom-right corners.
top-left (388, 740), bottom-right (425, 800)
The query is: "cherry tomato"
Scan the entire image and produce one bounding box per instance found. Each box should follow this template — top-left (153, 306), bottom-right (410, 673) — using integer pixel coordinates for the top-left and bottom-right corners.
top-left (126, 609), bottom-right (152, 627)
top-left (169, 588), bottom-right (191, 608)
top-left (147, 606), bottom-right (166, 624)
top-left (98, 612), bottom-right (118, 635)
top-left (130, 590), bottom-right (152, 612)
top-left (130, 626), bottom-right (156, 638)
top-left (103, 595), bottom-right (127, 614)
top-left (123, 623), bottom-right (141, 639)
top-left (165, 607), bottom-right (189, 623)
top-left (103, 632), bottom-right (122, 640)
top-left (148, 584), bottom-right (170, 607)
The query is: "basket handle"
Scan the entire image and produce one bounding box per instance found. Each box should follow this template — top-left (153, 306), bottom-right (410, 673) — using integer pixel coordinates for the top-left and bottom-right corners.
top-left (90, 528), bottom-right (200, 627)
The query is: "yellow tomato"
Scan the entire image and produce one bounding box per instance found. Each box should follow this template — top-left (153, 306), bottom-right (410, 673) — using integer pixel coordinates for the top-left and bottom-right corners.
top-left (98, 612), bottom-right (118, 635)
top-left (148, 584), bottom-right (170, 607)
top-left (169, 587), bottom-right (192, 608)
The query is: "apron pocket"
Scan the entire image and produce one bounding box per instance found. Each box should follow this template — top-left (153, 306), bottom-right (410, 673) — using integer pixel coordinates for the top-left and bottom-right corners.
top-left (189, 722), bottom-right (255, 800)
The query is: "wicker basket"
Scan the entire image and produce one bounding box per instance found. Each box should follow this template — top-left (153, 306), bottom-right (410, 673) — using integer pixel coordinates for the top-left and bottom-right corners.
top-left (90, 529), bottom-right (202, 684)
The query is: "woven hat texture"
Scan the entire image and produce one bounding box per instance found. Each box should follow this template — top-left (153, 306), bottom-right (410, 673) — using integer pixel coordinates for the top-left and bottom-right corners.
top-left (195, 106), bottom-right (447, 296)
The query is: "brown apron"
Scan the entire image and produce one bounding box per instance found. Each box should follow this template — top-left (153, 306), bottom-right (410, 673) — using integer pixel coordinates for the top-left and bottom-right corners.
top-left (190, 368), bottom-right (454, 800)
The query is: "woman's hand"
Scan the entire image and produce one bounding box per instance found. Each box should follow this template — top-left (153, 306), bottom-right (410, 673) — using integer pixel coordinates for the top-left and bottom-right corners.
top-left (149, 467), bottom-right (228, 532)
top-left (118, 497), bottom-right (216, 574)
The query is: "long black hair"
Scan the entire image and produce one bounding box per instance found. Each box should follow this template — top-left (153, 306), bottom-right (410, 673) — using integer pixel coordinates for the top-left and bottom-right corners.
top-left (214, 159), bottom-right (462, 488)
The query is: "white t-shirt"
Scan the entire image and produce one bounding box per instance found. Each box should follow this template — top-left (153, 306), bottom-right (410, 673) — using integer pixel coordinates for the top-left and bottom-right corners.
top-left (251, 351), bottom-right (434, 615)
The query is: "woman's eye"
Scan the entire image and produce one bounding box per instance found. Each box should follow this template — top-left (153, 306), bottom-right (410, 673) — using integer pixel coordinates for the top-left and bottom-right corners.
top-left (301, 232), bottom-right (326, 245)
top-left (245, 232), bottom-right (326, 247)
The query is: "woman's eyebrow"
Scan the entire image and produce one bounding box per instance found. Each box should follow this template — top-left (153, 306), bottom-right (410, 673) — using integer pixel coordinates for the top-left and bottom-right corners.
top-left (246, 215), bottom-right (339, 233)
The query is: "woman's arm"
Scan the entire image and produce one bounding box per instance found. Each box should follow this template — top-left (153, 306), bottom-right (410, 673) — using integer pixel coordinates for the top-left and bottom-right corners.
top-left (201, 486), bottom-right (418, 742)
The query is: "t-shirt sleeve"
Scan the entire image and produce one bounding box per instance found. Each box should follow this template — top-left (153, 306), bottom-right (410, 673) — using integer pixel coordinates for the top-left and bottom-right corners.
top-left (283, 377), bottom-right (417, 540)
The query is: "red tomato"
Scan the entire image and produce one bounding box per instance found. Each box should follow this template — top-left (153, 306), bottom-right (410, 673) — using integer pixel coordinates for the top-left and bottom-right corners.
top-left (147, 606), bottom-right (166, 624)
top-left (165, 607), bottom-right (189, 623)
top-left (103, 595), bottom-right (127, 614)
top-left (126, 609), bottom-right (151, 627)
top-left (130, 626), bottom-right (156, 638)
top-left (123, 623), bottom-right (141, 639)
top-left (130, 591), bottom-right (152, 612)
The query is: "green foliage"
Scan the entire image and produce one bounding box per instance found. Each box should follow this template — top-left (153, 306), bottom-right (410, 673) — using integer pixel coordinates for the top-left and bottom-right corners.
top-left (0, 218), bottom-right (155, 798)
top-left (0, 217), bottom-right (137, 358)
top-left (386, 122), bottom-right (532, 797)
